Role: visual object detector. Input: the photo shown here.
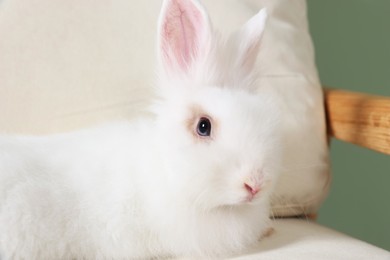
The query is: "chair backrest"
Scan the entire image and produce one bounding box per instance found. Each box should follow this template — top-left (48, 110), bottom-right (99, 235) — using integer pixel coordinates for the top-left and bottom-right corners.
top-left (324, 88), bottom-right (390, 155)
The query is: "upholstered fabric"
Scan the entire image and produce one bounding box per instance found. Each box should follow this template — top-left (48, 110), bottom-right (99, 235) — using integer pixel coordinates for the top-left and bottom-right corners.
top-left (0, 0), bottom-right (330, 217)
top-left (228, 219), bottom-right (390, 259)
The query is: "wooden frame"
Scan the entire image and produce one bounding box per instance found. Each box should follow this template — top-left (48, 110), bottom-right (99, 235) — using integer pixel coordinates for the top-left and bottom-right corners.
top-left (324, 89), bottom-right (390, 155)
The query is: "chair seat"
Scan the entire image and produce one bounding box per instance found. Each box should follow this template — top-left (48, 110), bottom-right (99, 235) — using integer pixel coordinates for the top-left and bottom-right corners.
top-left (227, 219), bottom-right (389, 259)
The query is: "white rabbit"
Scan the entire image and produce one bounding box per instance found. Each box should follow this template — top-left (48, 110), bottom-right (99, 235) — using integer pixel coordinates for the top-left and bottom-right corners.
top-left (0, 0), bottom-right (282, 259)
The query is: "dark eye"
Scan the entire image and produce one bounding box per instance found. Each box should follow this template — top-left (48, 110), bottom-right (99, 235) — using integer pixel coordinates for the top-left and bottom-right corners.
top-left (196, 117), bottom-right (212, 137)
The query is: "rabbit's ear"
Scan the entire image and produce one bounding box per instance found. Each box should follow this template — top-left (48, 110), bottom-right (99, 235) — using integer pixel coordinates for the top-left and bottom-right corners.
top-left (158, 0), bottom-right (211, 75)
top-left (236, 9), bottom-right (267, 71)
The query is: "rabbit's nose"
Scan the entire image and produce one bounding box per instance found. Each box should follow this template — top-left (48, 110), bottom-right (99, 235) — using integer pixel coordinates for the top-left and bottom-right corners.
top-left (244, 182), bottom-right (260, 196)
top-left (242, 169), bottom-right (263, 201)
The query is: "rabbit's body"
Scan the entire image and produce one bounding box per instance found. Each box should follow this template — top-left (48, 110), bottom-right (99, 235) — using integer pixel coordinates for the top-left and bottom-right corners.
top-left (0, 95), bottom-right (274, 259)
top-left (0, 0), bottom-right (282, 258)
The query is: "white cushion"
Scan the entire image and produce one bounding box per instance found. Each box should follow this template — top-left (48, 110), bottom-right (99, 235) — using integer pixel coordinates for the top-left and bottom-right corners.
top-left (229, 219), bottom-right (390, 260)
top-left (0, 0), bottom-right (330, 216)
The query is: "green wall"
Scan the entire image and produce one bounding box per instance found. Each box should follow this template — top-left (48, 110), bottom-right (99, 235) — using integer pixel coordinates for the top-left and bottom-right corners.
top-left (307, 1), bottom-right (390, 251)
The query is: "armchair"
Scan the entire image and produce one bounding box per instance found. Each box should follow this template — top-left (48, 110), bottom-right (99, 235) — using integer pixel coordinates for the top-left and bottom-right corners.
top-left (0, 0), bottom-right (388, 258)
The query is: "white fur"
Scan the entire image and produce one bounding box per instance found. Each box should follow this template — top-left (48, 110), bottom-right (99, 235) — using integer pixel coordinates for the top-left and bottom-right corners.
top-left (0, 0), bottom-right (282, 259)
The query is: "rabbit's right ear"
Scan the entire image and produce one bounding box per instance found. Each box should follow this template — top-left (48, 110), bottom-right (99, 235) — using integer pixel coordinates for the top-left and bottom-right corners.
top-left (235, 9), bottom-right (267, 73)
top-left (158, 0), bottom-right (211, 77)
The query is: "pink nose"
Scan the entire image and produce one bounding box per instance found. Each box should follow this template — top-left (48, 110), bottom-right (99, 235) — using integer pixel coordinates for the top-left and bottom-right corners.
top-left (244, 182), bottom-right (260, 196)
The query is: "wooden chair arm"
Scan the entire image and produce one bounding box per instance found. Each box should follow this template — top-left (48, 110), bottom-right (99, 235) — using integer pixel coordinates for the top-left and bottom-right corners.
top-left (324, 88), bottom-right (390, 155)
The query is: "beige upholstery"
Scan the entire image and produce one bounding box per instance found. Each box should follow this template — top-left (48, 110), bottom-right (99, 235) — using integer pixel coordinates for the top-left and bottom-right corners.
top-left (0, 0), bottom-right (329, 218)
top-left (228, 219), bottom-right (390, 260)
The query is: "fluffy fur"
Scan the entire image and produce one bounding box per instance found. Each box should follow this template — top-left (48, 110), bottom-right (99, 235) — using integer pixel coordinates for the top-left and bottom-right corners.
top-left (0, 0), bottom-right (282, 259)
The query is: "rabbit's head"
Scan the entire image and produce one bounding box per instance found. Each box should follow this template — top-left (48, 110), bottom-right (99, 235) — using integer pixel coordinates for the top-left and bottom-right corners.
top-left (153, 0), bottom-right (281, 211)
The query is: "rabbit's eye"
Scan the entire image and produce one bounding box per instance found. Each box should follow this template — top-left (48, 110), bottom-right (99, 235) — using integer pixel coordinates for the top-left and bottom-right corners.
top-left (196, 117), bottom-right (211, 137)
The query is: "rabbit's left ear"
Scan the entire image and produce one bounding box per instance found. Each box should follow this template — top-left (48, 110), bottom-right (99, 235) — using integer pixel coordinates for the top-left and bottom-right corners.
top-left (158, 0), bottom-right (211, 76)
top-left (236, 9), bottom-right (267, 71)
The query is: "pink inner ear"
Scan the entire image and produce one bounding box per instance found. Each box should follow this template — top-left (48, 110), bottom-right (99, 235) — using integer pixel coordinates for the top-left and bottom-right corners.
top-left (160, 0), bottom-right (206, 70)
